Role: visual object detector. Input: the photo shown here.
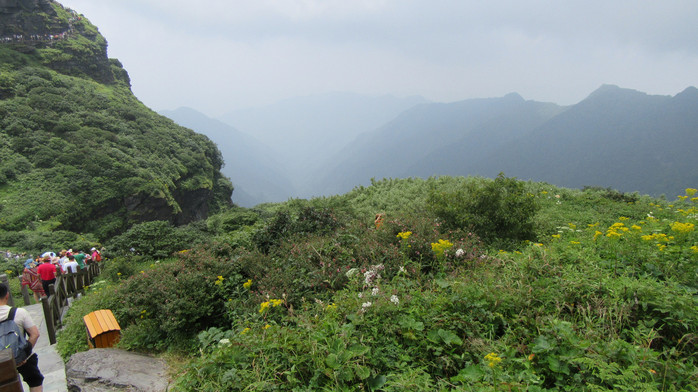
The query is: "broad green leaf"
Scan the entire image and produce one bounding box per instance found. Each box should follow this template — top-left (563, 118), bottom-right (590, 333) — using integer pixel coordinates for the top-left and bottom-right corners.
top-left (451, 365), bottom-right (485, 383)
top-left (532, 335), bottom-right (553, 353)
top-left (325, 353), bottom-right (341, 370)
top-left (355, 365), bottom-right (371, 380)
top-left (367, 375), bottom-right (387, 389)
top-left (438, 329), bottom-right (463, 346)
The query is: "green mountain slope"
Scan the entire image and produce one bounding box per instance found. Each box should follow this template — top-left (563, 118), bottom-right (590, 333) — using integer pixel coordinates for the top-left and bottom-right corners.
top-left (160, 107), bottom-right (296, 207)
top-left (0, 0), bottom-right (232, 240)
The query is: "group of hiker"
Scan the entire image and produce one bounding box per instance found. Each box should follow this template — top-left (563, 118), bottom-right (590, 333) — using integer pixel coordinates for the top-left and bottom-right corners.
top-left (21, 248), bottom-right (101, 302)
top-left (0, 31), bottom-right (69, 43)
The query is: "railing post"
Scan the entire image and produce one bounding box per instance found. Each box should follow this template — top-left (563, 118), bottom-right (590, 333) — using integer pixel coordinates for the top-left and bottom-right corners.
top-left (0, 274), bottom-right (14, 307)
top-left (19, 276), bottom-right (31, 305)
top-left (41, 296), bottom-right (57, 345)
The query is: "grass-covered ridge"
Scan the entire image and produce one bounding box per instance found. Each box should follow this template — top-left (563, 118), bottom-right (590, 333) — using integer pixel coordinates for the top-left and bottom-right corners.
top-left (54, 177), bottom-right (697, 391)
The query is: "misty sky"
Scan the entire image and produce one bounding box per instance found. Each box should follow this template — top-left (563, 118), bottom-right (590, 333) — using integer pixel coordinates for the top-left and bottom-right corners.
top-left (58, 0), bottom-right (698, 117)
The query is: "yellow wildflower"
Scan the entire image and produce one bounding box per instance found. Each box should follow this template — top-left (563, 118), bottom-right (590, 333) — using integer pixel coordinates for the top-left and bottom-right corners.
top-left (264, 324), bottom-right (271, 329)
top-left (568, 223), bottom-right (577, 229)
top-left (552, 234), bottom-right (561, 239)
top-left (259, 301), bottom-right (271, 313)
top-left (241, 327), bottom-right (250, 334)
top-left (686, 188), bottom-right (697, 196)
top-left (243, 279), bottom-right (252, 289)
top-left (484, 352), bottom-right (502, 368)
top-left (270, 299), bottom-right (284, 307)
top-left (606, 230), bottom-right (622, 239)
top-left (670, 221), bottom-right (695, 234)
top-left (631, 225), bottom-right (642, 231)
top-left (691, 245), bottom-right (698, 253)
top-left (431, 239), bottom-right (454, 254)
top-left (214, 275), bottom-right (224, 285)
top-left (678, 196), bottom-right (688, 201)
top-left (657, 244), bottom-right (667, 251)
top-left (655, 233), bottom-right (669, 242)
top-left (396, 231), bottom-right (412, 240)
top-left (619, 217), bottom-right (629, 221)
top-left (594, 231), bottom-right (603, 241)
top-left (569, 241), bottom-right (581, 245)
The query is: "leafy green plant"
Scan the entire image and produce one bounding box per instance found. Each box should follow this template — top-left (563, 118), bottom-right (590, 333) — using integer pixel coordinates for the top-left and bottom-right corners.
top-left (428, 173), bottom-right (539, 248)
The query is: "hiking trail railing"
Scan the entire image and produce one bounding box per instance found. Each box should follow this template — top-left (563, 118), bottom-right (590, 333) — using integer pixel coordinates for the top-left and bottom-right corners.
top-left (2, 263), bottom-right (101, 345)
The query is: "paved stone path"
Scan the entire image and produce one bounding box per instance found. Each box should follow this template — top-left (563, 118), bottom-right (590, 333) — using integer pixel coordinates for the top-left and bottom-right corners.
top-left (22, 303), bottom-right (68, 392)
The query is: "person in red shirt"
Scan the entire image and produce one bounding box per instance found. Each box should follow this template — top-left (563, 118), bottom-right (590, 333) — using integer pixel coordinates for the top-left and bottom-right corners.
top-left (36, 256), bottom-right (57, 296)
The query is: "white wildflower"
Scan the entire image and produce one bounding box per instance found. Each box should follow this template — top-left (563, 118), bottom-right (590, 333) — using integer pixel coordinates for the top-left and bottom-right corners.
top-left (390, 295), bottom-right (399, 305)
top-left (455, 248), bottom-right (465, 258)
top-left (358, 292), bottom-right (363, 298)
top-left (346, 268), bottom-right (359, 278)
top-left (364, 265), bottom-right (383, 285)
top-left (371, 287), bottom-right (380, 296)
top-left (219, 338), bottom-right (231, 345)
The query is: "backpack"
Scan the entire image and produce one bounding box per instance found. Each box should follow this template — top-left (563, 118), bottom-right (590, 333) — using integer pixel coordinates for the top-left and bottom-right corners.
top-left (0, 307), bottom-right (31, 365)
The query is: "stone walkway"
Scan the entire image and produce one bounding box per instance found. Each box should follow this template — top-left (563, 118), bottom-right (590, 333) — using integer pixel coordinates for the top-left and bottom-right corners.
top-left (22, 303), bottom-right (68, 392)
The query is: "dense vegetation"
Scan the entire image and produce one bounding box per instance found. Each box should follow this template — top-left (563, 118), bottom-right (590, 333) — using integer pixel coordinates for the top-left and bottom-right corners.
top-left (47, 176), bottom-right (697, 391)
top-left (1, 4), bottom-right (695, 391)
top-left (0, 2), bottom-right (232, 246)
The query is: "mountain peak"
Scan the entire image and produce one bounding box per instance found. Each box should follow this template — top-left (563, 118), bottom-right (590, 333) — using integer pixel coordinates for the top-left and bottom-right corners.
top-left (583, 84), bottom-right (649, 103)
top-left (503, 92), bottom-right (525, 102)
top-left (674, 86), bottom-right (698, 100)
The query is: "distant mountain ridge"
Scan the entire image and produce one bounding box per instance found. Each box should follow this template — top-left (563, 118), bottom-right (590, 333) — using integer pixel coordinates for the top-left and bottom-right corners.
top-left (174, 86), bottom-right (696, 206)
top-left (218, 92), bottom-right (429, 197)
top-left (316, 85), bottom-right (698, 198)
top-left (315, 93), bottom-right (567, 195)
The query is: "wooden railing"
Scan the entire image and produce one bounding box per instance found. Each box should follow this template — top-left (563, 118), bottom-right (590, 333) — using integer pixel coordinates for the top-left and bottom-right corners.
top-left (2, 263), bottom-right (102, 345)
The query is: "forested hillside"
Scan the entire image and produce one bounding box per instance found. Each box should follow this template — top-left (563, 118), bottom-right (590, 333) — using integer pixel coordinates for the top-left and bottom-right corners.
top-left (160, 107), bottom-right (294, 207)
top-left (0, 0), bottom-right (232, 248)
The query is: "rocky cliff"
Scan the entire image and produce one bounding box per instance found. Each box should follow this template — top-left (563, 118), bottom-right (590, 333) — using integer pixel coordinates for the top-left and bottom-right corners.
top-left (1, 0), bottom-right (121, 84)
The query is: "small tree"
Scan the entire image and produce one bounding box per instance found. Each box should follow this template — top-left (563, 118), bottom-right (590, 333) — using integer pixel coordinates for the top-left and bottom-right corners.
top-left (427, 173), bottom-right (538, 248)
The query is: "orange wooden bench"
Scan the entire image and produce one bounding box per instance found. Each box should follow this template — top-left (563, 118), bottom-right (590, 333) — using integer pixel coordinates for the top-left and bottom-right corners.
top-left (83, 309), bottom-right (121, 349)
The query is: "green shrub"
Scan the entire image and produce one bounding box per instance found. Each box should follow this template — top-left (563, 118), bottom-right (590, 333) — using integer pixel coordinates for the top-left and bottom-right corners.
top-left (106, 220), bottom-right (203, 258)
top-left (109, 251), bottom-right (245, 352)
top-left (428, 173), bottom-right (539, 248)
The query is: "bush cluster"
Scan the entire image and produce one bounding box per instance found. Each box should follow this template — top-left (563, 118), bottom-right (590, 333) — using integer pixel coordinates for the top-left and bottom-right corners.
top-left (428, 173), bottom-right (539, 248)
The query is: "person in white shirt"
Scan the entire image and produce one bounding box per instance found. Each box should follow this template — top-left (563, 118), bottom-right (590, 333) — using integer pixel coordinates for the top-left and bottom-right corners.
top-left (0, 283), bottom-right (44, 391)
top-left (62, 255), bottom-right (80, 274)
